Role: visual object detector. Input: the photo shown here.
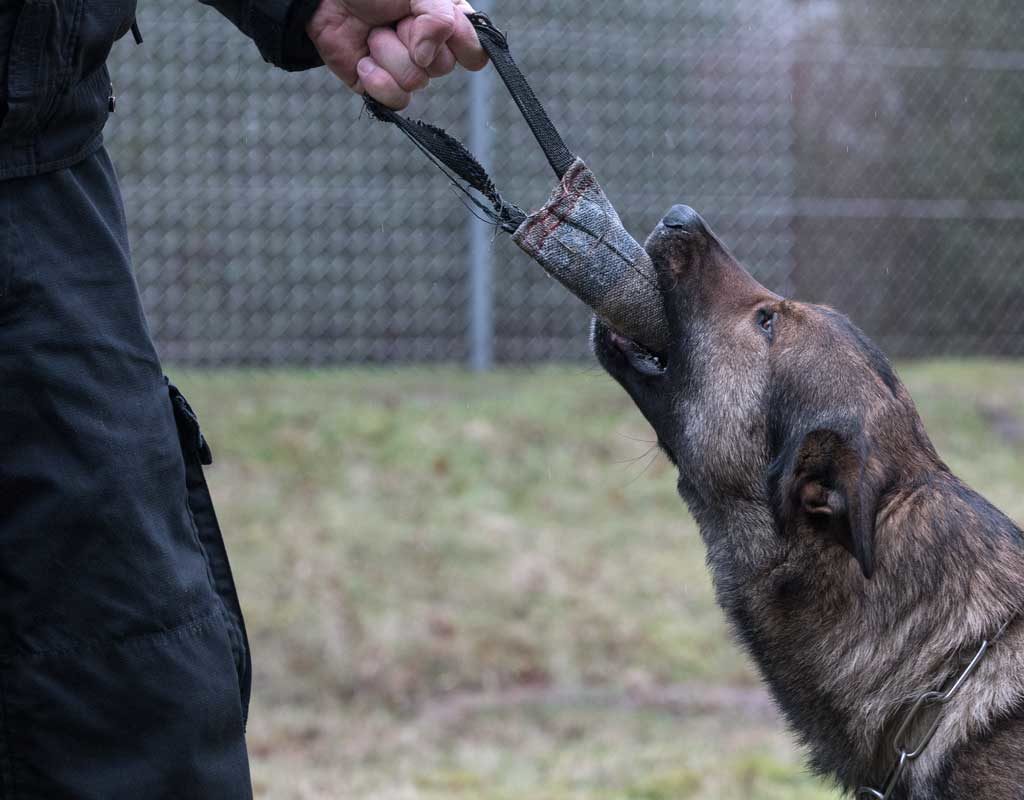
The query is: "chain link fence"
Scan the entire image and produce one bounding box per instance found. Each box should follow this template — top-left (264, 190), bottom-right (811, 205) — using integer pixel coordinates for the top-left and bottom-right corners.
top-left (105, 0), bottom-right (1024, 366)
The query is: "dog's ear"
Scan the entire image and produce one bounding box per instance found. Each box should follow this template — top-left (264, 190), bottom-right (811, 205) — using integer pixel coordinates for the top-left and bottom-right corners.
top-left (770, 427), bottom-right (881, 579)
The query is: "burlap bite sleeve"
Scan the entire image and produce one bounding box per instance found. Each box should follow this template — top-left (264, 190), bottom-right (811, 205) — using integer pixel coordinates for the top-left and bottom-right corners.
top-left (512, 159), bottom-right (670, 354)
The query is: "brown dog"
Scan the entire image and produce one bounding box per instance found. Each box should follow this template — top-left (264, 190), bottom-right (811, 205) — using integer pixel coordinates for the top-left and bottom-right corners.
top-left (593, 205), bottom-right (1024, 799)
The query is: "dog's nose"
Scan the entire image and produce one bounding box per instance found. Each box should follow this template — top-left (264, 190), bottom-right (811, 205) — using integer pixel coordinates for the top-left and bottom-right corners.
top-left (661, 204), bottom-right (704, 233)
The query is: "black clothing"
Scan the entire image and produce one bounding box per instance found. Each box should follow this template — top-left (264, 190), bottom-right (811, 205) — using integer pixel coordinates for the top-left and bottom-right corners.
top-left (0, 1), bottom-right (323, 796)
top-left (0, 0), bottom-right (322, 180)
top-left (0, 147), bottom-right (252, 798)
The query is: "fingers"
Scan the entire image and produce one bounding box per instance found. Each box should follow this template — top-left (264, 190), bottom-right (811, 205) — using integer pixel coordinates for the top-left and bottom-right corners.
top-left (426, 45), bottom-right (457, 77)
top-left (367, 26), bottom-right (430, 91)
top-left (307, 3), bottom-right (372, 88)
top-left (309, 0), bottom-right (489, 108)
top-left (407, 0), bottom-right (457, 67)
top-left (356, 57), bottom-right (412, 109)
top-left (449, 0), bottom-right (488, 70)
top-left (397, 16), bottom-right (455, 78)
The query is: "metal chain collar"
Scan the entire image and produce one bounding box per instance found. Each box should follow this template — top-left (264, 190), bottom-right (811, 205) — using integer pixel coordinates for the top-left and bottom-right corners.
top-left (856, 613), bottom-right (1018, 800)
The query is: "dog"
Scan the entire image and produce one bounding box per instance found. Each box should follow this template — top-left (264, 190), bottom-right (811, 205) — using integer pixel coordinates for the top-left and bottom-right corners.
top-left (592, 204), bottom-right (1024, 799)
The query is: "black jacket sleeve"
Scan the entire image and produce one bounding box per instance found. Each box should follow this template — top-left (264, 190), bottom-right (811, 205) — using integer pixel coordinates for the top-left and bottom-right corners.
top-left (200, 0), bottom-right (325, 71)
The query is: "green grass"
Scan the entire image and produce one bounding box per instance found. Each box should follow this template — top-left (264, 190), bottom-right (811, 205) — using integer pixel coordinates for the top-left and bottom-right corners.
top-left (170, 360), bottom-right (1024, 799)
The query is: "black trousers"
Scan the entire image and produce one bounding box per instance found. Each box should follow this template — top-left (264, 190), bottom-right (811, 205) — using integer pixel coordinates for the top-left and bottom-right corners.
top-left (0, 149), bottom-right (252, 798)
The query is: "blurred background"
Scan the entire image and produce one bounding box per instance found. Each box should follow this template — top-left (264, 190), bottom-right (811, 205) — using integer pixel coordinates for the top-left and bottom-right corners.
top-left (106, 1), bottom-right (1022, 797)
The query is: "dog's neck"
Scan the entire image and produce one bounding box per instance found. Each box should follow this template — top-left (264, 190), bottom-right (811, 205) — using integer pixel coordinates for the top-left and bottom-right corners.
top-left (697, 471), bottom-right (1024, 794)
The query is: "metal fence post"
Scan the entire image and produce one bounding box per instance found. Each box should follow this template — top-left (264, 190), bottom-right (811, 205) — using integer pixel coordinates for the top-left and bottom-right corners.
top-left (467, 0), bottom-right (495, 371)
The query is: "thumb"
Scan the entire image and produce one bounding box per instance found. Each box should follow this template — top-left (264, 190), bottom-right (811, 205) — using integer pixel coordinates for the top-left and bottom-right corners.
top-left (408, 0), bottom-right (457, 68)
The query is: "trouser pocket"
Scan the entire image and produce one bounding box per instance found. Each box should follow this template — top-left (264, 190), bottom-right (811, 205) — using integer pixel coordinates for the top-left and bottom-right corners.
top-left (167, 380), bottom-right (253, 724)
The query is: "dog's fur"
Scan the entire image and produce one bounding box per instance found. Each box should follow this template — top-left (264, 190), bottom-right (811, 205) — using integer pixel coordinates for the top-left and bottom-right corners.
top-left (593, 206), bottom-right (1024, 799)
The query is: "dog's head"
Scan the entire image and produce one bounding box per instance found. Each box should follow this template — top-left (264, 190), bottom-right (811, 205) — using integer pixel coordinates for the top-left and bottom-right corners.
top-left (594, 206), bottom-right (939, 580)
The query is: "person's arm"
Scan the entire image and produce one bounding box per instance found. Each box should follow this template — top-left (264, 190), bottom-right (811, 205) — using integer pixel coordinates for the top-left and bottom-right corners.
top-left (200, 0), bottom-right (486, 108)
top-left (199, 0), bottom-right (324, 70)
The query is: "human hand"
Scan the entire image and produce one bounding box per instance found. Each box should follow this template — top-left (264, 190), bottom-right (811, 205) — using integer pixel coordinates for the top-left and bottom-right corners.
top-left (306, 0), bottom-right (488, 110)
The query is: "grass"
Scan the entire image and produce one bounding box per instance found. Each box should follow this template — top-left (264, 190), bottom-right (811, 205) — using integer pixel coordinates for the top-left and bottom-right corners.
top-left (170, 360), bottom-right (1024, 799)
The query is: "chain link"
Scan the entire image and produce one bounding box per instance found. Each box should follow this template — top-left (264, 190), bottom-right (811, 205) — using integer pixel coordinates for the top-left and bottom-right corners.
top-left (856, 614), bottom-right (1017, 800)
top-left (104, 2), bottom-right (1024, 366)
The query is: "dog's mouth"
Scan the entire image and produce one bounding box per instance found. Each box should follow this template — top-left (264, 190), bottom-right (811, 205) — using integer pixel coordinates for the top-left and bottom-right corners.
top-left (608, 329), bottom-right (667, 376)
top-left (592, 318), bottom-right (668, 379)
top-left (592, 318), bottom-right (681, 467)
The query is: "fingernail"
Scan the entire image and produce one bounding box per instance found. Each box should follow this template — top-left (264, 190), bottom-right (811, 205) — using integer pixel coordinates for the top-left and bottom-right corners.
top-left (414, 42), bottom-right (436, 67)
top-left (357, 58), bottom-right (376, 77)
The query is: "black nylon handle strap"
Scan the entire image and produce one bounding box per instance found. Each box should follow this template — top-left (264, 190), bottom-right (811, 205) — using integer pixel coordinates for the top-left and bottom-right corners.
top-left (363, 95), bottom-right (527, 231)
top-left (363, 12), bottom-right (575, 231)
top-left (467, 13), bottom-right (575, 180)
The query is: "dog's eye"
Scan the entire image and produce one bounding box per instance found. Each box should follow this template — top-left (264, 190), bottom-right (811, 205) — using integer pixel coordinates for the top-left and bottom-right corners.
top-left (757, 308), bottom-right (776, 340)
